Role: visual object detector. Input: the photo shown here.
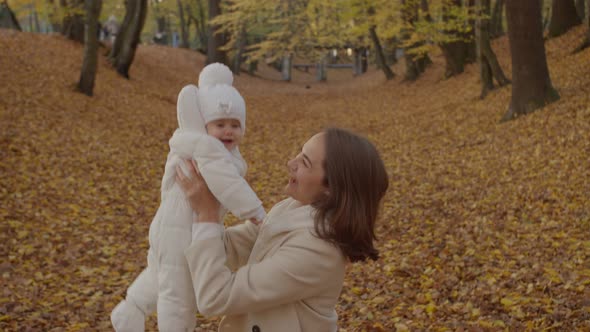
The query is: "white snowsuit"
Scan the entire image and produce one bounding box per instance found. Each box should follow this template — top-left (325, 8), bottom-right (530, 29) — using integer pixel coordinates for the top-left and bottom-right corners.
top-left (111, 85), bottom-right (265, 332)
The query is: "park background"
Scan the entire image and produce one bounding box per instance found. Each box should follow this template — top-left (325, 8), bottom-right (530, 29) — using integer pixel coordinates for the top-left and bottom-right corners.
top-left (1, 0), bottom-right (590, 330)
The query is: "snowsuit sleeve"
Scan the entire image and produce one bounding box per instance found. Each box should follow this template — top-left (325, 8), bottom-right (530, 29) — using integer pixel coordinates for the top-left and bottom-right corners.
top-left (192, 134), bottom-right (265, 221)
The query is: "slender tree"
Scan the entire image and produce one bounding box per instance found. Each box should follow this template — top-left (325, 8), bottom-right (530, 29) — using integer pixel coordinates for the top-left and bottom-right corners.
top-left (0, 0), bottom-right (22, 30)
top-left (502, 0), bottom-right (559, 122)
top-left (575, 0), bottom-right (585, 19)
top-left (281, 53), bottom-right (292, 81)
top-left (547, 0), bottom-right (581, 38)
top-left (475, 0), bottom-right (509, 99)
top-left (402, 0), bottom-right (430, 81)
top-left (574, 0), bottom-right (590, 52)
top-left (62, 0), bottom-right (85, 43)
top-left (365, 6), bottom-right (394, 80)
top-left (109, 0), bottom-right (148, 78)
top-left (177, 0), bottom-right (189, 48)
top-left (489, 0), bottom-right (504, 38)
top-left (29, 5), bottom-right (41, 32)
top-left (188, 0), bottom-right (208, 52)
top-left (439, 0), bottom-right (476, 78)
top-left (232, 25), bottom-right (247, 75)
top-left (78, 0), bottom-right (102, 96)
top-left (353, 47), bottom-right (368, 75)
top-left (369, 26), bottom-right (394, 79)
top-left (207, 0), bottom-right (227, 64)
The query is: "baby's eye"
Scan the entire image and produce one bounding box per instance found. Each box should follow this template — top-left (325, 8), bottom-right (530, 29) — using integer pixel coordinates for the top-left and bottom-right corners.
top-left (232, 124), bottom-right (239, 129)
top-left (217, 123), bottom-right (224, 128)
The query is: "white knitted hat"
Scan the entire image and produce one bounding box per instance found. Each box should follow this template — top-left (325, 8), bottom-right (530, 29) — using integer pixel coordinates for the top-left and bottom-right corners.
top-left (197, 63), bottom-right (246, 133)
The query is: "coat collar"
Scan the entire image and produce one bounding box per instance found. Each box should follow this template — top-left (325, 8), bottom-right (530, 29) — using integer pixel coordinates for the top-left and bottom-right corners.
top-left (262, 198), bottom-right (316, 237)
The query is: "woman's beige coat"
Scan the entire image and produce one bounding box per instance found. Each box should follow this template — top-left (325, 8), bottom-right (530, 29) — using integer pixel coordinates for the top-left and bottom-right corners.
top-left (185, 198), bottom-right (346, 332)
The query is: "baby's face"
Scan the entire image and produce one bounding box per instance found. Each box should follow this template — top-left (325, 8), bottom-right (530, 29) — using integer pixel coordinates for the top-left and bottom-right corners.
top-left (206, 119), bottom-right (243, 150)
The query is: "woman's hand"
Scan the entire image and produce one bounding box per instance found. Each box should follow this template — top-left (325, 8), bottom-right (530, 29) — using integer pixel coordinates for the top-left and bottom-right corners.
top-left (176, 160), bottom-right (220, 222)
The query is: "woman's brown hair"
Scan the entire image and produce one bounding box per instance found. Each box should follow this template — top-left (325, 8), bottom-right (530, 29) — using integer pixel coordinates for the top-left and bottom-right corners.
top-left (312, 128), bottom-right (389, 262)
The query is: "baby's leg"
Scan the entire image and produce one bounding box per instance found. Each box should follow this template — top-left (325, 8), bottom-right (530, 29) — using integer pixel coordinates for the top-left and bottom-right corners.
top-left (156, 213), bottom-right (197, 331)
top-left (111, 260), bottom-right (158, 332)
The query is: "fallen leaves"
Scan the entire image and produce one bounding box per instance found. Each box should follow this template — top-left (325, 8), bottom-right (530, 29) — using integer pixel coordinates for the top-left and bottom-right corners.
top-left (1, 25), bottom-right (590, 331)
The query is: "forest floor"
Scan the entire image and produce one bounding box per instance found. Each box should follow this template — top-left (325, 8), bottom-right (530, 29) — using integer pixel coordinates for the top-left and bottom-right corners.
top-left (1, 26), bottom-right (589, 331)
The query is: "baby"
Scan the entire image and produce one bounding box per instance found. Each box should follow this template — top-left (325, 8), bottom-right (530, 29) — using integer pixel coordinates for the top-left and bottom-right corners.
top-left (111, 63), bottom-right (265, 331)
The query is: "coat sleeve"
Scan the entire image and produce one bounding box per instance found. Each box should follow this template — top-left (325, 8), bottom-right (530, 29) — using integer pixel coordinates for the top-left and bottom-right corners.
top-left (192, 136), bottom-right (264, 220)
top-left (184, 229), bottom-right (345, 317)
top-left (223, 221), bottom-right (260, 270)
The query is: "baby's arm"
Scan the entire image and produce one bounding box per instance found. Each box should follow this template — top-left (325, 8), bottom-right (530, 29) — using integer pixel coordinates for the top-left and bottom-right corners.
top-left (191, 136), bottom-right (265, 222)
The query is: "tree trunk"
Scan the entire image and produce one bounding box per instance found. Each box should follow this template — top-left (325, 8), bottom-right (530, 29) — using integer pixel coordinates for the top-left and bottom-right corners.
top-left (575, 0), bottom-right (585, 19)
top-left (490, 0), bottom-right (505, 38)
top-left (574, 0), bottom-right (590, 52)
top-left (502, 0), bottom-right (559, 122)
top-left (177, 0), bottom-right (189, 48)
top-left (402, 0), bottom-right (431, 81)
top-left (30, 6), bottom-right (41, 32)
top-left (247, 60), bottom-right (258, 75)
top-left (109, 0), bottom-right (148, 79)
top-left (476, 0), bottom-right (510, 99)
top-left (0, 1), bottom-right (22, 30)
top-left (78, 0), bottom-right (102, 96)
top-left (403, 53), bottom-right (430, 81)
top-left (353, 48), bottom-right (363, 75)
top-left (316, 54), bottom-right (327, 82)
top-left (232, 25), bottom-right (247, 75)
top-left (62, 0), bottom-right (85, 43)
top-left (548, 0), bottom-right (582, 38)
top-left (360, 47), bottom-right (368, 73)
top-left (439, 0), bottom-right (476, 78)
top-left (385, 37), bottom-right (399, 65)
top-left (195, 0), bottom-right (207, 53)
top-left (281, 54), bottom-right (292, 81)
top-left (369, 26), bottom-right (394, 80)
top-left (206, 0), bottom-right (227, 65)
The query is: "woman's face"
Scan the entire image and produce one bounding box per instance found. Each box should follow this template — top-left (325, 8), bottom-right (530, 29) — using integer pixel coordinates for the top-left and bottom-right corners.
top-left (285, 133), bottom-right (328, 205)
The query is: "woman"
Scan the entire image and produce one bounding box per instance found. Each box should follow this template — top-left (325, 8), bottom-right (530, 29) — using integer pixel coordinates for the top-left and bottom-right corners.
top-left (176, 127), bottom-right (389, 332)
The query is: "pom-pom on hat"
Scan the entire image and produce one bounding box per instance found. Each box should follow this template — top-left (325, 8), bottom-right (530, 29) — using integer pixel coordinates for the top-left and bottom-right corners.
top-left (197, 63), bottom-right (246, 133)
top-left (199, 62), bottom-right (234, 88)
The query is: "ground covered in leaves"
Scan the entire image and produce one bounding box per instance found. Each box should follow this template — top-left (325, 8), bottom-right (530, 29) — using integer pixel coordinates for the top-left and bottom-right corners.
top-left (1, 26), bottom-right (589, 331)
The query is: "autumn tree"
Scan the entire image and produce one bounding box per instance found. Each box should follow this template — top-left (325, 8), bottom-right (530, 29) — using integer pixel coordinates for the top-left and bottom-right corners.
top-left (0, 0), bottom-right (22, 30)
top-left (176, 0), bottom-right (189, 48)
top-left (369, 24), bottom-right (394, 79)
top-left (186, 0), bottom-right (207, 52)
top-left (574, 0), bottom-right (590, 52)
top-left (212, 0), bottom-right (340, 80)
top-left (78, 0), bottom-right (102, 96)
top-left (439, 0), bottom-right (476, 78)
top-left (575, 0), bottom-right (585, 19)
top-left (400, 0), bottom-right (431, 81)
top-left (475, 0), bottom-right (509, 99)
top-left (366, 4), bottom-right (394, 80)
top-left (547, 0), bottom-right (581, 38)
top-left (109, 0), bottom-right (148, 78)
top-left (501, 0), bottom-right (559, 122)
top-left (207, 0), bottom-right (227, 64)
top-left (489, 0), bottom-right (504, 38)
top-left (62, 0), bottom-right (85, 43)
top-left (150, 0), bottom-right (176, 45)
